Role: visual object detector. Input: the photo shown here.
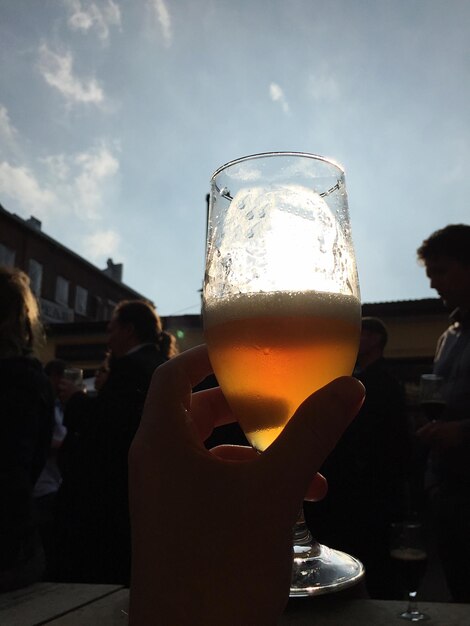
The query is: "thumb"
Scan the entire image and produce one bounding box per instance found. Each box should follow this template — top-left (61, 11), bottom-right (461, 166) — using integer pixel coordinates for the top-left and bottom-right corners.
top-left (262, 377), bottom-right (365, 503)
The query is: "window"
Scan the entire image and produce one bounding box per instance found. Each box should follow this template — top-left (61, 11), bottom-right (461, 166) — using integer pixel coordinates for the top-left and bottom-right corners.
top-left (28, 259), bottom-right (43, 296)
top-left (104, 299), bottom-right (117, 320)
top-left (74, 285), bottom-right (88, 315)
top-left (0, 243), bottom-right (15, 267)
top-left (55, 275), bottom-right (70, 306)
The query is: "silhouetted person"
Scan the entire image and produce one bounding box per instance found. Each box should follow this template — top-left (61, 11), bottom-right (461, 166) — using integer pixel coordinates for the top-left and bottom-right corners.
top-left (305, 316), bottom-right (411, 599)
top-left (54, 300), bottom-right (167, 585)
top-left (93, 352), bottom-right (110, 393)
top-left (32, 358), bottom-right (67, 578)
top-left (416, 224), bottom-right (470, 602)
top-left (0, 267), bottom-right (54, 592)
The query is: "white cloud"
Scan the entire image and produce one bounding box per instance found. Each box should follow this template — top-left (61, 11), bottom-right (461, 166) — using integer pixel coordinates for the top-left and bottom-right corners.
top-left (82, 229), bottom-right (121, 262)
top-left (150, 0), bottom-right (172, 47)
top-left (38, 43), bottom-right (104, 105)
top-left (72, 145), bottom-right (119, 217)
top-left (0, 162), bottom-right (57, 216)
top-left (0, 144), bottom-right (119, 223)
top-left (40, 144), bottom-right (119, 219)
top-left (228, 163), bottom-right (262, 182)
top-left (0, 105), bottom-right (18, 146)
top-left (307, 69), bottom-right (341, 102)
top-left (269, 82), bottom-right (290, 114)
top-left (65, 0), bottom-right (121, 42)
top-left (40, 154), bottom-right (71, 181)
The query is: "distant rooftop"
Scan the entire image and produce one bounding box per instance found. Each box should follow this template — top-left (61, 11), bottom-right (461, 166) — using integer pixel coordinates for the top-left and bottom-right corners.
top-left (0, 202), bottom-right (143, 299)
top-left (362, 298), bottom-right (446, 316)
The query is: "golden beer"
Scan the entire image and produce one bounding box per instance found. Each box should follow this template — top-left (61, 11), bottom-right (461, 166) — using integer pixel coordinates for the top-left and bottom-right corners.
top-left (204, 289), bottom-right (360, 451)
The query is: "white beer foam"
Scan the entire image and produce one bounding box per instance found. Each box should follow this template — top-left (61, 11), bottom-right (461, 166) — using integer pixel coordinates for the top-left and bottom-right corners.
top-left (204, 289), bottom-right (360, 328)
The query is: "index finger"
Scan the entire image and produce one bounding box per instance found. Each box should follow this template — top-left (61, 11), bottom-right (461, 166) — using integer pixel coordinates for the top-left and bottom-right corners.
top-left (139, 344), bottom-right (214, 437)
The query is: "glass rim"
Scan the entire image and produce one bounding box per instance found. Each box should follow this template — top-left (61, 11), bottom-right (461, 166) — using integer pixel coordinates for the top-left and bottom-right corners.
top-left (210, 151), bottom-right (345, 181)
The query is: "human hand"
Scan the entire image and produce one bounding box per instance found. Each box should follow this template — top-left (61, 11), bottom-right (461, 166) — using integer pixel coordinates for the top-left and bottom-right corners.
top-left (416, 419), bottom-right (464, 452)
top-left (128, 345), bottom-right (364, 626)
top-left (58, 378), bottom-right (84, 405)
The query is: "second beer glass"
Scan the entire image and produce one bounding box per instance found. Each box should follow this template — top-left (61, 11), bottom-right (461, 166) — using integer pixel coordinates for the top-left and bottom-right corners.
top-left (203, 152), bottom-right (363, 595)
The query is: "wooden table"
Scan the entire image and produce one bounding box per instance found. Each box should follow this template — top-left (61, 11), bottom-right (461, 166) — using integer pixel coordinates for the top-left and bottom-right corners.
top-left (0, 583), bottom-right (125, 626)
top-left (1, 583), bottom-right (469, 625)
top-left (281, 595), bottom-right (470, 625)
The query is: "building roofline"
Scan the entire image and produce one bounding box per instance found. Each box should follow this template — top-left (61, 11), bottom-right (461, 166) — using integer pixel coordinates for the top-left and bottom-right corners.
top-left (362, 298), bottom-right (447, 316)
top-left (0, 203), bottom-right (146, 300)
top-left (46, 298), bottom-right (447, 335)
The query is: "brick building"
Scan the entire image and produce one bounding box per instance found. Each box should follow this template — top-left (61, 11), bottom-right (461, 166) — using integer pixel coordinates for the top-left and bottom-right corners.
top-left (0, 203), bottom-right (149, 324)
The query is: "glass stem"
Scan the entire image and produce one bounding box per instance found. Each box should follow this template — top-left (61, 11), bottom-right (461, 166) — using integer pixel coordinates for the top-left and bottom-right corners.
top-left (293, 508), bottom-right (313, 546)
top-left (407, 590), bottom-right (419, 615)
top-left (292, 508), bottom-right (322, 560)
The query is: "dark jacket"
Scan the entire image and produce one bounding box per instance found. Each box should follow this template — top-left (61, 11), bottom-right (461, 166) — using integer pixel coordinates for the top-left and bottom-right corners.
top-left (0, 356), bottom-right (54, 590)
top-left (54, 344), bottom-right (166, 584)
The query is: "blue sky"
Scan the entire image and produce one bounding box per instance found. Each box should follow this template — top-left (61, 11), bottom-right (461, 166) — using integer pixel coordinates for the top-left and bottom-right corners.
top-left (1, 0), bottom-right (469, 315)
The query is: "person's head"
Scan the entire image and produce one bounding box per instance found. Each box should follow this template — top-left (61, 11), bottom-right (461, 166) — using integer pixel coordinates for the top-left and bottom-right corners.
top-left (107, 299), bottom-right (162, 358)
top-left (0, 266), bottom-right (44, 358)
top-left (44, 358), bottom-right (67, 395)
top-left (417, 224), bottom-right (470, 310)
top-left (357, 316), bottom-right (388, 368)
top-left (159, 331), bottom-right (179, 359)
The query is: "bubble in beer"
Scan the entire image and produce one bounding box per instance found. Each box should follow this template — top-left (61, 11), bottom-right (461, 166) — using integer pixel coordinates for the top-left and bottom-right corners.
top-left (205, 184), bottom-right (357, 298)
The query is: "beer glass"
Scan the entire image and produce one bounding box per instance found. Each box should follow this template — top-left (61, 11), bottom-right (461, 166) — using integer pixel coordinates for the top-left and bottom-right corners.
top-left (203, 152), bottom-right (364, 596)
top-left (419, 374), bottom-right (446, 421)
top-left (390, 521), bottom-right (429, 621)
top-left (63, 367), bottom-right (84, 388)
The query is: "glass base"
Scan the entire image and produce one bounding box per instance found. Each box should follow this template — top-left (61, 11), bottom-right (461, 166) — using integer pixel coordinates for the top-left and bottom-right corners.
top-left (399, 610), bottom-right (430, 622)
top-left (290, 540), bottom-right (365, 597)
